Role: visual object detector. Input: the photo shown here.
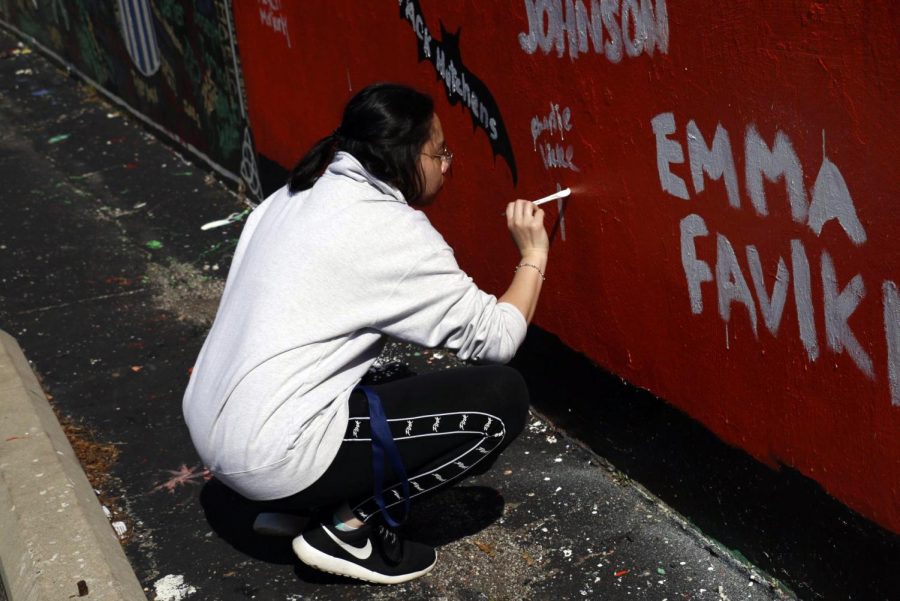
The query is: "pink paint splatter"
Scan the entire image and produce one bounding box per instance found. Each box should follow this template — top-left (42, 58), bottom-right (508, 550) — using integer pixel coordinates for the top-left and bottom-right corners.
top-left (150, 464), bottom-right (211, 494)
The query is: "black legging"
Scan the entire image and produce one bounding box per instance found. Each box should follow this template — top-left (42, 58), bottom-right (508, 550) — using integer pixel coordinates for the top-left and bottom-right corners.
top-left (261, 364), bottom-right (529, 523)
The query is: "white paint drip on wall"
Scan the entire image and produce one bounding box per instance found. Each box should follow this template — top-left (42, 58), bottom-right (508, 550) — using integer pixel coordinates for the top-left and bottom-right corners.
top-left (884, 281), bottom-right (900, 406)
top-left (725, 320), bottom-right (730, 350)
top-left (557, 195), bottom-right (568, 241)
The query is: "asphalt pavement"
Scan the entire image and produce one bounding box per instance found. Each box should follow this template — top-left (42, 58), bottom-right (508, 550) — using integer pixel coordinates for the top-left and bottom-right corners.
top-left (0, 27), bottom-right (806, 601)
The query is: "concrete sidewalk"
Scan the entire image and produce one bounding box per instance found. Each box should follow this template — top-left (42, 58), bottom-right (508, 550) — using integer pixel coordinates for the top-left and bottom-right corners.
top-left (0, 329), bottom-right (146, 601)
top-left (0, 29), bottom-right (797, 600)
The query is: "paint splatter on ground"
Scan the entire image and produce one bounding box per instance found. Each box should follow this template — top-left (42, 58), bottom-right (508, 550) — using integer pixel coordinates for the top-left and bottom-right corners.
top-left (151, 464), bottom-right (211, 494)
top-left (145, 259), bottom-right (224, 327)
top-left (152, 574), bottom-right (196, 601)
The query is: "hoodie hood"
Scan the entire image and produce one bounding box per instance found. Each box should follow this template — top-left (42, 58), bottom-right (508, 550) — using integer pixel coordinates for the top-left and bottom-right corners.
top-left (323, 151), bottom-right (407, 204)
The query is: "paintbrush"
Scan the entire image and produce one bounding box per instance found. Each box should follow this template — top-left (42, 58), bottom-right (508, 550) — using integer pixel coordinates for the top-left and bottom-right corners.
top-left (500, 187), bottom-right (571, 215)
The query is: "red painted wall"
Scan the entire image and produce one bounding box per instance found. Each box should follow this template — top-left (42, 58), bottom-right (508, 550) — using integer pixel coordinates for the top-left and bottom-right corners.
top-left (233, 1), bottom-right (900, 533)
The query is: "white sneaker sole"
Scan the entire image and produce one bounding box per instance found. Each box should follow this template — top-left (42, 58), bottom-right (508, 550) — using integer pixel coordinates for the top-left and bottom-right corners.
top-left (292, 534), bottom-right (437, 584)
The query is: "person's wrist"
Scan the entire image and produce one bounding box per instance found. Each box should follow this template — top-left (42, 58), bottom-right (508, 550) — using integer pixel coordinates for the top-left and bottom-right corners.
top-left (520, 249), bottom-right (549, 263)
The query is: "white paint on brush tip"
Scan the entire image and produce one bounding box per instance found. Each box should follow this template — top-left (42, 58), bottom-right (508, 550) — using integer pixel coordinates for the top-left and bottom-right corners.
top-left (533, 187), bottom-right (571, 206)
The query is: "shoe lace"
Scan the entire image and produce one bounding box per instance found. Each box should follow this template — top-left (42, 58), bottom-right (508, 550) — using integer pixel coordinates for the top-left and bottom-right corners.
top-left (375, 524), bottom-right (403, 564)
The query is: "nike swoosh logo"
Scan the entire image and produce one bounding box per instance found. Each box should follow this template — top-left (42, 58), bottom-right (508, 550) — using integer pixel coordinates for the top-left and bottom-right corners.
top-left (322, 525), bottom-right (373, 560)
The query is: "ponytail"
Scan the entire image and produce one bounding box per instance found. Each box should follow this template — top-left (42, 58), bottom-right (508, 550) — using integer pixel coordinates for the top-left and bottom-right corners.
top-left (286, 83), bottom-right (434, 202)
top-left (287, 130), bottom-right (340, 194)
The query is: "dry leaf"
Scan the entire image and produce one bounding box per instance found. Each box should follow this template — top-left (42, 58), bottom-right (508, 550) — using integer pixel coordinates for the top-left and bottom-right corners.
top-left (474, 540), bottom-right (495, 557)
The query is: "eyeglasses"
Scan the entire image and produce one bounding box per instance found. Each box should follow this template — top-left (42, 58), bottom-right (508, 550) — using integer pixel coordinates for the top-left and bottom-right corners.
top-left (421, 146), bottom-right (454, 172)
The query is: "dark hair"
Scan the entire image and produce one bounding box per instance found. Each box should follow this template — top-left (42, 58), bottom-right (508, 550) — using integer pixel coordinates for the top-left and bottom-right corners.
top-left (288, 83), bottom-right (434, 203)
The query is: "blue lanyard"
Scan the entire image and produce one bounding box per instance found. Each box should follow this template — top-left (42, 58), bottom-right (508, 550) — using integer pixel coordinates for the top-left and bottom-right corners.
top-left (356, 385), bottom-right (410, 527)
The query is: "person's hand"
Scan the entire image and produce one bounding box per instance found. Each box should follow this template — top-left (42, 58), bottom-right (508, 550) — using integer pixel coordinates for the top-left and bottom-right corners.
top-left (505, 199), bottom-right (550, 259)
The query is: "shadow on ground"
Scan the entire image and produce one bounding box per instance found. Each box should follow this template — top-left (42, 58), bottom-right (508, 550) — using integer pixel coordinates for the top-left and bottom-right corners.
top-left (200, 478), bottom-right (505, 586)
top-left (512, 326), bottom-right (900, 600)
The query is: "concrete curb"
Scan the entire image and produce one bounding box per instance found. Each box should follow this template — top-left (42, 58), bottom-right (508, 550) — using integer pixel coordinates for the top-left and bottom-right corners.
top-left (0, 330), bottom-right (146, 601)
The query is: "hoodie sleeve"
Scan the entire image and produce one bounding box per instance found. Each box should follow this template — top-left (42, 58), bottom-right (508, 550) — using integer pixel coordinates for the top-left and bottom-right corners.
top-left (372, 246), bottom-right (528, 364)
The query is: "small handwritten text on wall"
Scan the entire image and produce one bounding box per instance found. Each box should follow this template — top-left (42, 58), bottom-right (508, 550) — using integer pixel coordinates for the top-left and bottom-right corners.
top-left (258, 0), bottom-right (291, 49)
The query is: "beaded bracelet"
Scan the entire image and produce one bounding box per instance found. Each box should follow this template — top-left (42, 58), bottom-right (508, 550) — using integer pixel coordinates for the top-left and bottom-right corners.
top-left (515, 262), bottom-right (545, 281)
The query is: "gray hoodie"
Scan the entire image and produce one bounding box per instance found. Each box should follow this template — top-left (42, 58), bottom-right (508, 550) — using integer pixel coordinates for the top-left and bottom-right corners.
top-left (182, 152), bottom-right (527, 500)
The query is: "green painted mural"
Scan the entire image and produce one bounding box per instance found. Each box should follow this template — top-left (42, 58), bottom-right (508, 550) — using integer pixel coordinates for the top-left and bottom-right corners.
top-left (0, 0), bottom-right (261, 198)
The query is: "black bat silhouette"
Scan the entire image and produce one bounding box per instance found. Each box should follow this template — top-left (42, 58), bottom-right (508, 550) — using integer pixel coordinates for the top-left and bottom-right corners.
top-left (400, 0), bottom-right (518, 185)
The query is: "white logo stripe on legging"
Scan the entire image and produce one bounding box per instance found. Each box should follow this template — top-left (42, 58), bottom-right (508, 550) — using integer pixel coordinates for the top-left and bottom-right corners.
top-left (343, 411), bottom-right (501, 426)
top-left (344, 431), bottom-right (494, 442)
top-left (353, 419), bottom-right (506, 519)
top-left (382, 411), bottom-right (499, 422)
top-left (364, 438), bottom-right (504, 515)
top-left (344, 410), bottom-right (505, 442)
top-left (404, 432), bottom-right (504, 483)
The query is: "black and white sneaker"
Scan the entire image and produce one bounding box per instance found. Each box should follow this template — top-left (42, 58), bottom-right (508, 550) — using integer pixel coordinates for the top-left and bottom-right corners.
top-left (293, 520), bottom-right (437, 584)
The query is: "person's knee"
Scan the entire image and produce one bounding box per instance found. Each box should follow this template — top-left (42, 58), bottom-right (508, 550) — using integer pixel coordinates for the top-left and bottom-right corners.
top-left (480, 365), bottom-right (529, 438)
